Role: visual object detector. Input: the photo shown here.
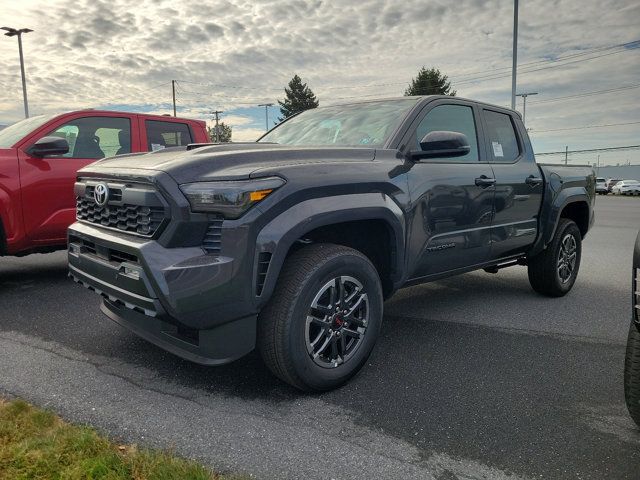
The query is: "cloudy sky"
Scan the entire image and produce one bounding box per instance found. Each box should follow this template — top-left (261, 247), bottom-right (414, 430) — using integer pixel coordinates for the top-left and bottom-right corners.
top-left (1, 0), bottom-right (639, 164)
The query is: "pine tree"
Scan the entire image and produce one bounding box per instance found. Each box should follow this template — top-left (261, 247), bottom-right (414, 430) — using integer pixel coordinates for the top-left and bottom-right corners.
top-left (404, 67), bottom-right (456, 96)
top-left (278, 74), bottom-right (319, 120)
top-left (207, 122), bottom-right (232, 142)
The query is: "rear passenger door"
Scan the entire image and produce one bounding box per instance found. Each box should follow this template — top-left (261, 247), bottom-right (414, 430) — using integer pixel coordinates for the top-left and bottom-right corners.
top-left (403, 100), bottom-right (496, 279)
top-left (480, 109), bottom-right (543, 259)
top-left (141, 119), bottom-right (194, 152)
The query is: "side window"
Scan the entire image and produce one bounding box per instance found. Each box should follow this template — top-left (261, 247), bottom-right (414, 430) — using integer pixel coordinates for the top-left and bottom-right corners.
top-left (145, 120), bottom-right (193, 151)
top-left (483, 110), bottom-right (520, 162)
top-left (46, 117), bottom-right (131, 159)
top-left (414, 104), bottom-right (479, 162)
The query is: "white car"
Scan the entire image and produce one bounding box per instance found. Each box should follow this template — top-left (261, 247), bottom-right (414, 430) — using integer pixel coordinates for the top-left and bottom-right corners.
top-left (612, 179), bottom-right (640, 195)
top-left (596, 177), bottom-right (608, 194)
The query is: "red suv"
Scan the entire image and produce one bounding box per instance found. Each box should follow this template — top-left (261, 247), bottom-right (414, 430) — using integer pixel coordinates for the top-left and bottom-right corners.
top-left (0, 110), bottom-right (209, 256)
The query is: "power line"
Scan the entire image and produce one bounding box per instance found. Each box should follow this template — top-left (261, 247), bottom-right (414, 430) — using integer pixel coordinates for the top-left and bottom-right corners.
top-left (453, 43), bottom-right (640, 86)
top-left (536, 145), bottom-right (640, 156)
top-left (450, 39), bottom-right (640, 79)
top-left (531, 121), bottom-right (640, 133)
top-left (528, 83), bottom-right (640, 104)
top-left (171, 38), bottom-right (640, 96)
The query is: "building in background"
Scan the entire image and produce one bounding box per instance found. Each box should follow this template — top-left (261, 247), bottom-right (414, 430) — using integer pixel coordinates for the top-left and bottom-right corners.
top-left (596, 165), bottom-right (640, 180)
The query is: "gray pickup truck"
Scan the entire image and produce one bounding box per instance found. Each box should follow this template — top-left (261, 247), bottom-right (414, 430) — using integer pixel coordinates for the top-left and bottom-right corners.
top-left (68, 96), bottom-right (595, 391)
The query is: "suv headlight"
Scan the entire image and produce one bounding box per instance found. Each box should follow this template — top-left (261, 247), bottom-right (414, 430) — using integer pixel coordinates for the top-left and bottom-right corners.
top-left (180, 177), bottom-right (285, 219)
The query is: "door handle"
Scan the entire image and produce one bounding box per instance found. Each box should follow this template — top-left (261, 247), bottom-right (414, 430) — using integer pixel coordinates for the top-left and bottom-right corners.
top-left (475, 175), bottom-right (496, 188)
top-left (525, 175), bottom-right (543, 187)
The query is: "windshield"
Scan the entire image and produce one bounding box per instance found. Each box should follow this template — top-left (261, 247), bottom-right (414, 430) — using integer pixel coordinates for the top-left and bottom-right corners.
top-left (0, 114), bottom-right (57, 148)
top-left (259, 99), bottom-right (418, 147)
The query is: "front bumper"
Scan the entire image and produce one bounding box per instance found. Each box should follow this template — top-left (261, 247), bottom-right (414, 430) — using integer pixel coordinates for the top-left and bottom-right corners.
top-left (68, 221), bottom-right (256, 365)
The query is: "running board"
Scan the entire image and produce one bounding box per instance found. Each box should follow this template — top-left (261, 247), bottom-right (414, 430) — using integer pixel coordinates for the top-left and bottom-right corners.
top-left (483, 257), bottom-right (527, 274)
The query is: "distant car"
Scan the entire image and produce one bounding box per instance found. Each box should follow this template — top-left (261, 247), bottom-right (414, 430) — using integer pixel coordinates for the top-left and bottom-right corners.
top-left (607, 178), bottom-right (621, 192)
top-left (595, 177), bottom-right (608, 194)
top-left (611, 180), bottom-right (640, 196)
top-left (624, 229), bottom-right (640, 427)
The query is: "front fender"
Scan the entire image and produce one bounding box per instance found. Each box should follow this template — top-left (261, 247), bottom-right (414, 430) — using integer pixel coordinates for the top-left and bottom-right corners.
top-left (254, 193), bottom-right (406, 305)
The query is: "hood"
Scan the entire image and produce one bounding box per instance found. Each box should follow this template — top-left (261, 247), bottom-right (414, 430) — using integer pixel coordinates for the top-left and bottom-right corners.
top-left (81, 143), bottom-right (376, 184)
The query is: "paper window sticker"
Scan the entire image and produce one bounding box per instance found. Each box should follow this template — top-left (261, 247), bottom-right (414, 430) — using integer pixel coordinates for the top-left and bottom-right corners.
top-left (492, 141), bottom-right (504, 157)
top-left (151, 143), bottom-right (165, 152)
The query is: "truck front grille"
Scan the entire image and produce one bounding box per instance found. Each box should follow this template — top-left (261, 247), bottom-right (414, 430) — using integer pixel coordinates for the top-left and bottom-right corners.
top-left (75, 179), bottom-right (168, 237)
top-left (76, 199), bottom-right (165, 236)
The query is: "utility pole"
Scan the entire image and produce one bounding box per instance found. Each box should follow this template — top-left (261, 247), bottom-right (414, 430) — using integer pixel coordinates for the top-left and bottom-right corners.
top-left (171, 80), bottom-right (176, 117)
top-left (1, 26), bottom-right (33, 118)
top-left (596, 154), bottom-right (600, 174)
top-left (511, 0), bottom-right (518, 109)
top-left (564, 146), bottom-right (569, 165)
top-left (258, 103), bottom-right (274, 132)
top-left (516, 92), bottom-right (538, 125)
top-left (211, 110), bottom-right (223, 142)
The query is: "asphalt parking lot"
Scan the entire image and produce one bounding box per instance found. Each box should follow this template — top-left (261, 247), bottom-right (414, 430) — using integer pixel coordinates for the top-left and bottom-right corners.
top-left (1, 194), bottom-right (639, 479)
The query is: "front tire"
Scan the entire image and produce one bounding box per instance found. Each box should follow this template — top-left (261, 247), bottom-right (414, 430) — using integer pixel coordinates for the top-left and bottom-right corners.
top-left (258, 243), bottom-right (383, 391)
top-left (625, 321), bottom-right (640, 427)
top-left (527, 218), bottom-right (582, 297)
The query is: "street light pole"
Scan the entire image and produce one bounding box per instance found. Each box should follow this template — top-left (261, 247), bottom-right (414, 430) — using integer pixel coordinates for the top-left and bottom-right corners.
top-left (1, 26), bottom-right (33, 118)
top-left (516, 92), bottom-right (538, 125)
top-left (511, 0), bottom-right (518, 110)
top-left (258, 103), bottom-right (274, 132)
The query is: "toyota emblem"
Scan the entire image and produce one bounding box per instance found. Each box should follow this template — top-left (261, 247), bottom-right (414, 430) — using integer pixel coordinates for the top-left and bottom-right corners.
top-left (94, 183), bottom-right (109, 206)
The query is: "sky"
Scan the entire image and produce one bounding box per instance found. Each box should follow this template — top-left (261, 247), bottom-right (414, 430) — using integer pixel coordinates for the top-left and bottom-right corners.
top-left (1, 0), bottom-right (639, 165)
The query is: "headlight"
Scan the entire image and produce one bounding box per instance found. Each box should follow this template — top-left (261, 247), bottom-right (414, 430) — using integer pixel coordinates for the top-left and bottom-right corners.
top-left (180, 177), bottom-right (285, 219)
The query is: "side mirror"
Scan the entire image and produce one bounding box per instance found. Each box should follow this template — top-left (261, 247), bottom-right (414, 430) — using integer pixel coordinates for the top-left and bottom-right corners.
top-left (409, 131), bottom-right (470, 161)
top-left (28, 136), bottom-right (70, 157)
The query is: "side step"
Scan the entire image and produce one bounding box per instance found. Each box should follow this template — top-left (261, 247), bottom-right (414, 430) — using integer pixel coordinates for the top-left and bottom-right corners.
top-left (484, 257), bottom-right (527, 274)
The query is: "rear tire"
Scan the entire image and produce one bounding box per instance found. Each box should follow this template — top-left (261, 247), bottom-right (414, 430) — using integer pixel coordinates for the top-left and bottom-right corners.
top-left (258, 243), bottom-right (383, 391)
top-left (527, 218), bottom-right (582, 297)
top-left (625, 321), bottom-right (640, 427)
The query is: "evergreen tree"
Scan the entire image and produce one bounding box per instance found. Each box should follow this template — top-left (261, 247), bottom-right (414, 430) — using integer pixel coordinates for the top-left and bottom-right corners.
top-left (404, 67), bottom-right (456, 96)
top-left (278, 74), bottom-right (319, 120)
top-left (207, 122), bottom-right (232, 143)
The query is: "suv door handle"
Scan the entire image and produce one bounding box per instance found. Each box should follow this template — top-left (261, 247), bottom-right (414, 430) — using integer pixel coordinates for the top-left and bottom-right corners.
top-left (475, 175), bottom-right (496, 188)
top-left (525, 175), bottom-right (543, 187)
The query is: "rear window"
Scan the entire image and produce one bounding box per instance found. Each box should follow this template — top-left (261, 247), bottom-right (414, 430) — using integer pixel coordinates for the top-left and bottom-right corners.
top-left (483, 110), bottom-right (521, 162)
top-left (145, 120), bottom-right (193, 151)
top-left (596, 178), bottom-right (606, 182)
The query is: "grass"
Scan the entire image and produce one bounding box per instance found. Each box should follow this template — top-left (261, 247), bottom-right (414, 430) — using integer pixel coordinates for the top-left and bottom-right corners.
top-left (0, 398), bottom-right (243, 480)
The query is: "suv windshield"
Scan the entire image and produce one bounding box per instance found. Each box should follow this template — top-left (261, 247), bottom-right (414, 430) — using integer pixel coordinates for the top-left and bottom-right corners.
top-left (259, 99), bottom-right (418, 147)
top-left (0, 114), bottom-right (57, 148)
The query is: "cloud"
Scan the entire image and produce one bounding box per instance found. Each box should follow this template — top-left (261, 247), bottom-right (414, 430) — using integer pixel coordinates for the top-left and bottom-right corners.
top-left (0, 0), bottom-right (638, 163)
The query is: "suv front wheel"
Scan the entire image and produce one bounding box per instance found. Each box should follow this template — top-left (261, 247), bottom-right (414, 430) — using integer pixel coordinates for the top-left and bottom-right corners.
top-left (258, 243), bottom-right (383, 391)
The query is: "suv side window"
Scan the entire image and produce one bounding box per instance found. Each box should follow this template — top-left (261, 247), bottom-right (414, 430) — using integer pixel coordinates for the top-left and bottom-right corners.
top-left (46, 116), bottom-right (131, 159)
top-left (145, 120), bottom-right (193, 151)
top-left (483, 110), bottom-right (520, 162)
top-left (414, 104), bottom-right (479, 162)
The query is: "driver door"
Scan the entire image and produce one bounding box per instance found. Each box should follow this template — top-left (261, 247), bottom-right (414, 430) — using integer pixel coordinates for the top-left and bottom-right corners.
top-left (404, 101), bottom-right (495, 279)
top-left (19, 115), bottom-right (133, 243)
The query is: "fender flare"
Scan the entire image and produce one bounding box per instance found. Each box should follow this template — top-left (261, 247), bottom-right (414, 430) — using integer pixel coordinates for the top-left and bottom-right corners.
top-left (530, 187), bottom-right (590, 256)
top-left (254, 193), bottom-right (406, 304)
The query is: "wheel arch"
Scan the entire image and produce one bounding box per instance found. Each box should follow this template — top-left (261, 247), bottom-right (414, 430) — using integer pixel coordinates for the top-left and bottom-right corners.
top-left (254, 193), bottom-right (406, 305)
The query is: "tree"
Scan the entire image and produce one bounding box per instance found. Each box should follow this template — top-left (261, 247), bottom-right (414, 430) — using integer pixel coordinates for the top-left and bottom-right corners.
top-left (404, 67), bottom-right (456, 96)
top-left (207, 122), bottom-right (232, 143)
top-left (278, 74), bottom-right (319, 120)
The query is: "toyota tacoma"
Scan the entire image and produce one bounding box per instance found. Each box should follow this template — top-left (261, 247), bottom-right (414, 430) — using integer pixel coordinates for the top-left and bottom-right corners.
top-left (68, 96), bottom-right (595, 391)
